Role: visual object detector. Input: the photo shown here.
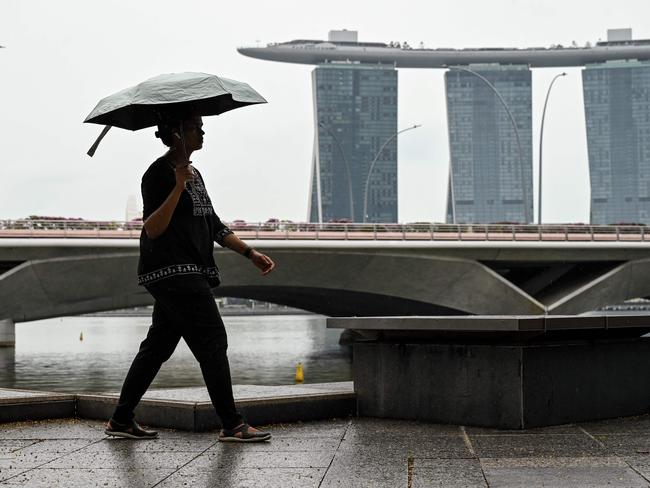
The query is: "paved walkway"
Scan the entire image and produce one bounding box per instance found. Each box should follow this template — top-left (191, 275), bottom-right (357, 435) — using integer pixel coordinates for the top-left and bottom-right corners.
top-left (1, 416), bottom-right (650, 487)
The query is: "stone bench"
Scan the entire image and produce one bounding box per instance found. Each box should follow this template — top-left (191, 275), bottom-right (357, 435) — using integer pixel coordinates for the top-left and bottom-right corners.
top-left (328, 314), bottom-right (650, 429)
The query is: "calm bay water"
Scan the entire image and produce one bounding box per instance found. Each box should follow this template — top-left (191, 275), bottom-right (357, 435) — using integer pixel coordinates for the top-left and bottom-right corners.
top-left (0, 315), bottom-right (352, 393)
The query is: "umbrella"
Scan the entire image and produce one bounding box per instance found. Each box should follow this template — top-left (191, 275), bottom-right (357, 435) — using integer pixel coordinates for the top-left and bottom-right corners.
top-left (84, 72), bottom-right (266, 156)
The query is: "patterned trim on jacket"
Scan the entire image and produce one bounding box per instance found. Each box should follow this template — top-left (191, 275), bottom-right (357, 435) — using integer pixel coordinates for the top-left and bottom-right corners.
top-left (215, 227), bottom-right (233, 246)
top-left (137, 264), bottom-right (220, 286)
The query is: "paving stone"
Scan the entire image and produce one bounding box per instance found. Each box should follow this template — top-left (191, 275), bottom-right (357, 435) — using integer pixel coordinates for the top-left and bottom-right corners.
top-left (580, 415), bottom-right (650, 435)
top-left (45, 450), bottom-right (198, 469)
top-left (411, 459), bottom-right (487, 487)
top-left (206, 437), bottom-right (339, 452)
top-left (320, 463), bottom-right (406, 488)
top-left (465, 424), bottom-right (582, 436)
top-left (0, 439), bottom-right (98, 473)
top-left (138, 430), bottom-right (218, 442)
top-left (471, 434), bottom-right (606, 458)
top-left (0, 449), bottom-right (64, 470)
top-left (481, 456), bottom-right (648, 487)
top-left (329, 447), bottom-right (408, 465)
top-left (480, 456), bottom-right (628, 468)
top-left (185, 449), bottom-right (334, 469)
top-left (158, 467), bottom-right (325, 488)
top-left (622, 454), bottom-right (650, 480)
top-left (346, 418), bottom-right (460, 436)
top-left (264, 420), bottom-right (349, 439)
top-left (0, 419), bottom-right (105, 439)
top-left (595, 434), bottom-right (650, 455)
top-left (338, 434), bottom-right (472, 459)
top-left (0, 468), bottom-right (174, 487)
top-left (0, 441), bottom-right (38, 455)
top-left (16, 439), bottom-right (96, 454)
top-left (88, 437), bottom-right (216, 453)
top-left (0, 465), bottom-right (31, 483)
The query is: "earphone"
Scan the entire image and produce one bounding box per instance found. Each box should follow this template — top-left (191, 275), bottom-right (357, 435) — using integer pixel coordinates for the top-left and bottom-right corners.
top-left (174, 133), bottom-right (181, 140)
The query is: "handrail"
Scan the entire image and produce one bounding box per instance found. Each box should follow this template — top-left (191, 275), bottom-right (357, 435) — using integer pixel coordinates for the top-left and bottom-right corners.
top-left (0, 219), bottom-right (648, 242)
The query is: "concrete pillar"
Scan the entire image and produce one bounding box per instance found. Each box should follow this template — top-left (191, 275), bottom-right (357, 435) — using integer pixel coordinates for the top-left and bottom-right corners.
top-left (0, 319), bottom-right (15, 347)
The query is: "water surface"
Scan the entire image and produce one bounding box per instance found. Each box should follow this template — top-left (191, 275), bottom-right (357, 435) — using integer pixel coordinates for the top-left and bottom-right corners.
top-left (0, 315), bottom-right (352, 393)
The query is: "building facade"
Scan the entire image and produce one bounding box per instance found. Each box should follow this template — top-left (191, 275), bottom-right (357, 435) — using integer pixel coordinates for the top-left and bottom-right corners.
top-left (308, 62), bottom-right (398, 223)
top-left (583, 60), bottom-right (650, 224)
top-left (445, 64), bottom-right (534, 224)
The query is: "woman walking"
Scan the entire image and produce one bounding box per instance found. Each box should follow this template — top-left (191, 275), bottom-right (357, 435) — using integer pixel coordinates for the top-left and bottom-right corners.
top-left (105, 113), bottom-right (275, 442)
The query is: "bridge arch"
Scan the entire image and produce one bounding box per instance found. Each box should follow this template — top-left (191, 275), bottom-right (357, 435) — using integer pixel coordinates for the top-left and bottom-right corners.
top-left (0, 248), bottom-right (544, 322)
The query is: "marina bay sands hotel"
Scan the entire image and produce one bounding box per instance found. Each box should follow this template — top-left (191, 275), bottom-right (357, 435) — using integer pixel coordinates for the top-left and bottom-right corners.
top-left (238, 29), bottom-right (650, 225)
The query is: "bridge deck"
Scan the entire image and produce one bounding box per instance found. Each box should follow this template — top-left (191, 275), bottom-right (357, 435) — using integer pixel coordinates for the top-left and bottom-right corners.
top-left (0, 228), bottom-right (646, 242)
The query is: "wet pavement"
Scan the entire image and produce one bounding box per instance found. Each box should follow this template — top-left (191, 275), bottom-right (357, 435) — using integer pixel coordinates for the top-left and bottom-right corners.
top-left (0, 416), bottom-right (650, 487)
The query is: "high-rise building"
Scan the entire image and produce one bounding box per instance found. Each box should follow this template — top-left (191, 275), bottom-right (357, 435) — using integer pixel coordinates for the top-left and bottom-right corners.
top-left (239, 28), bottom-right (650, 224)
top-left (125, 194), bottom-right (142, 221)
top-left (445, 64), bottom-right (533, 224)
top-left (583, 60), bottom-right (650, 224)
top-left (308, 62), bottom-right (398, 223)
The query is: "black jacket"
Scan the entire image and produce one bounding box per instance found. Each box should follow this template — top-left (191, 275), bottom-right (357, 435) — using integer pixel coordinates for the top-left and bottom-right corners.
top-left (137, 156), bottom-right (232, 288)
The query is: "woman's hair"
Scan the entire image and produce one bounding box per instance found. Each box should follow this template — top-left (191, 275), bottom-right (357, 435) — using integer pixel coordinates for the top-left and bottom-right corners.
top-left (154, 122), bottom-right (178, 147)
top-left (154, 107), bottom-right (196, 147)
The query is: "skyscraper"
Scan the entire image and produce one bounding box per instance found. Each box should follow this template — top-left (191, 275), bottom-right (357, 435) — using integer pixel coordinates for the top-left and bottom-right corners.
top-left (125, 194), bottom-right (142, 221)
top-left (308, 62), bottom-right (398, 223)
top-left (445, 64), bottom-right (533, 224)
top-left (583, 60), bottom-right (650, 224)
top-left (239, 28), bottom-right (650, 225)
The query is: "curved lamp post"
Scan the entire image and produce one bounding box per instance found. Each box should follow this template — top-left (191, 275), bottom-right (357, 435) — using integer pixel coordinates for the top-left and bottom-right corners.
top-left (446, 65), bottom-right (531, 223)
top-left (538, 72), bottom-right (567, 224)
top-left (363, 124), bottom-right (421, 223)
top-left (318, 121), bottom-right (355, 220)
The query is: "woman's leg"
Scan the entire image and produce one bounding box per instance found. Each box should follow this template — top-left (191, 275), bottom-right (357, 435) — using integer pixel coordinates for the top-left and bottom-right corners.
top-left (112, 295), bottom-right (181, 424)
top-left (160, 279), bottom-right (242, 429)
top-left (184, 321), bottom-right (242, 430)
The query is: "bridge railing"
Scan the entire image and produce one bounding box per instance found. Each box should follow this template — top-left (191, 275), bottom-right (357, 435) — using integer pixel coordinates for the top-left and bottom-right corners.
top-left (0, 219), bottom-right (646, 242)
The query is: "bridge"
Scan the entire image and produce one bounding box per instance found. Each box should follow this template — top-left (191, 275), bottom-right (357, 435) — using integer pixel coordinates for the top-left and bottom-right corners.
top-left (2, 220), bottom-right (650, 341)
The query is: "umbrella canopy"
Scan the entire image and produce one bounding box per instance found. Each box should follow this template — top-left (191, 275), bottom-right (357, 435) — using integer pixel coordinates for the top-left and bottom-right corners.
top-left (84, 72), bottom-right (267, 131)
top-left (84, 72), bottom-right (266, 156)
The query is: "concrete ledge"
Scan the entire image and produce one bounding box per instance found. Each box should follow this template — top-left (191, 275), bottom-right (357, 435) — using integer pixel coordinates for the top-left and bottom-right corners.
top-left (77, 394), bottom-right (197, 430)
top-left (197, 392), bottom-right (356, 431)
top-left (0, 383), bottom-right (355, 431)
top-left (328, 314), bottom-right (650, 341)
top-left (0, 388), bottom-right (75, 422)
top-left (0, 399), bottom-right (76, 423)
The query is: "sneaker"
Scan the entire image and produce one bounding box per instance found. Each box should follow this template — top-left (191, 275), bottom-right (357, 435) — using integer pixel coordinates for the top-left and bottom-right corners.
top-left (219, 423), bottom-right (271, 443)
top-left (104, 419), bottom-right (159, 439)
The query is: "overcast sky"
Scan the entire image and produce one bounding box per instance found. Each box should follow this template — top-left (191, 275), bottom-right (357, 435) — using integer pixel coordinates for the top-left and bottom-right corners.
top-left (1, 0), bottom-right (649, 223)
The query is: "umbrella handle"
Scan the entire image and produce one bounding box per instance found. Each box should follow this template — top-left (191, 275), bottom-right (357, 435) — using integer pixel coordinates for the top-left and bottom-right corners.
top-left (87, 125), bottom-right (112, 157)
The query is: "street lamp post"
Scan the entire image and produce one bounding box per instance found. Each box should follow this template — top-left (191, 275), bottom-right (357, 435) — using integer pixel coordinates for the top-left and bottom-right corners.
top-left (363, 124), bottom-right (421, 223)
top-left (446, 65), bottom-right (531, 223)
top-left (538, 72), bottom-right (567, 225)
top-left (318, 121), bottom-right (355, 221)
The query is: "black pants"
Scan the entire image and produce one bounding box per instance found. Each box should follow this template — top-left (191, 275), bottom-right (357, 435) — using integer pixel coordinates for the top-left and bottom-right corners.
top-left (112, 278), bottom-right (242, 429)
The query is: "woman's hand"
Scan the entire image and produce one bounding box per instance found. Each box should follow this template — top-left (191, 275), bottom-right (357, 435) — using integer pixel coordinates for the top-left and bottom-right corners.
top-left (174, 163), bottom-right (195, 189)
top-left (250, 250), bottom-right (275, 275)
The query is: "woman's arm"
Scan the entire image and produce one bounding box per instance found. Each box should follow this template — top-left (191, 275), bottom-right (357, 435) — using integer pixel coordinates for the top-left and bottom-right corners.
top-left (143, 165), bottom-right (194, 240)
top-left (222, 233), bottom-right (275, 275)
